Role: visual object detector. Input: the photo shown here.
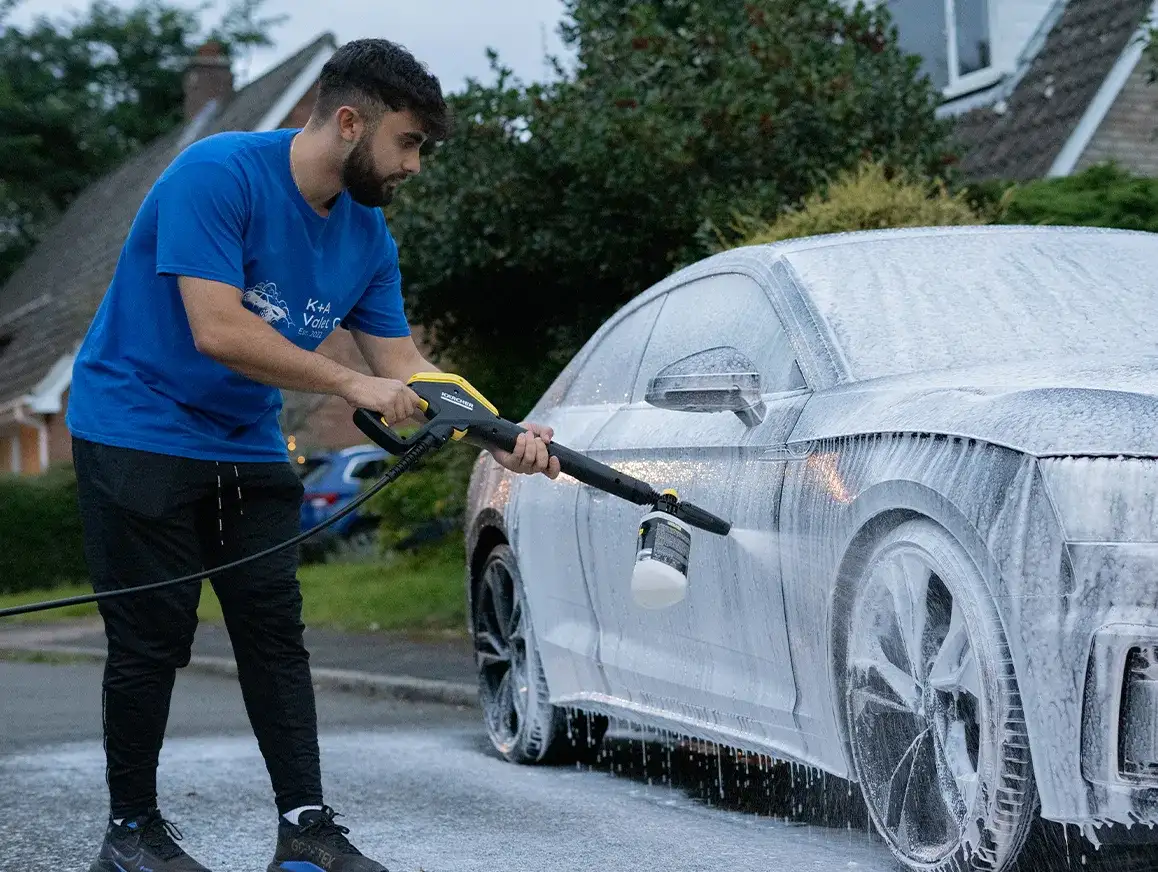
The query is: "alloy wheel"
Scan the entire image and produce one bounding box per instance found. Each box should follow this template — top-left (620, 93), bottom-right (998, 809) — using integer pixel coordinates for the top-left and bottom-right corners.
top-left (474, 556), bottom-right (529, 751)
top-left (846, 541), bottom-right (986, 865)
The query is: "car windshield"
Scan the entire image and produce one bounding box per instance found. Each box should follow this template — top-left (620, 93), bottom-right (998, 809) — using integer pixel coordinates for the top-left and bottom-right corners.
top-left (785, 229), bottom-right (1158, 381)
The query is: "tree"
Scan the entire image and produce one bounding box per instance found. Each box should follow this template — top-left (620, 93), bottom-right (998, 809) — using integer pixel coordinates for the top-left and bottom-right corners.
top-left (0, 0), bottom-right (285, 285)
top-left (388, 0), bottom-right (955, 416)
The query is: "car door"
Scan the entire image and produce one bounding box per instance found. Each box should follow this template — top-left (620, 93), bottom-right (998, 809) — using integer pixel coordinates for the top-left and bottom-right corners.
top-left (578, 273), bottom-right (811, 749)
top-left (509, 297), bottom-right (665, 700)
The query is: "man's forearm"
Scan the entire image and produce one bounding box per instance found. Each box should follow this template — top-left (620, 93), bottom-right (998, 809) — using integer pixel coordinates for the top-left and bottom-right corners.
top-left (199, 312), bottom-right (359, 400)
top-left (397, 355), bottom-right (440, 380)
top-left (349, 329), bottom-right (440, 383)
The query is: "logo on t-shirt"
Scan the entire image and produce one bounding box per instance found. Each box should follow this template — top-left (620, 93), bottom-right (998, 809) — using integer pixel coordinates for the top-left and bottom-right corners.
top-left (242, 282), bottom-right (295, 328)
top-left (299, 297), bottom-right (341, 340)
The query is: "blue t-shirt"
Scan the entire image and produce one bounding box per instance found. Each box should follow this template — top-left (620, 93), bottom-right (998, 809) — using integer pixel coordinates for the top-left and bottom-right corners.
top-left (67, 128), bottom-right (411, 462)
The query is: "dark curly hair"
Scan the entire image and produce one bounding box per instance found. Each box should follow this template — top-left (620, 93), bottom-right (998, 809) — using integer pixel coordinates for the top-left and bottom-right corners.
top-left (310, 39), bottom-right (451, 142)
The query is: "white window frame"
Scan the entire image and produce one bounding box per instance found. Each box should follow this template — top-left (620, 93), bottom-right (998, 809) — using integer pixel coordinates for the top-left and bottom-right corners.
top-left (942, 0), bottom-right (1002, 99)
top-left (879, 0), bottom-right (1003, 100)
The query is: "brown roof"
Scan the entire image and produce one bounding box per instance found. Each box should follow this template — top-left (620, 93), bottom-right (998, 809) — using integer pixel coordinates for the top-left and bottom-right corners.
top-left (952, 0), bottom-right (1152, 181)
top-left (0, 33), bottom-right (336, 406)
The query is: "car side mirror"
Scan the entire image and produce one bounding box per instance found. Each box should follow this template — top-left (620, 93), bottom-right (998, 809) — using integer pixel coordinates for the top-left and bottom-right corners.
top-left (645, 346), bottom-right (767, 427)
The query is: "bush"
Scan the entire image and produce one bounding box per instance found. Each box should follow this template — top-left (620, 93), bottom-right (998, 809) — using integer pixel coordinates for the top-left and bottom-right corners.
top-left (996, 162), bottom-right (1158, 231)
top-left (0, 465), bottom-right (89, 593)
top-left (367, 440), bottom-right (482, 551)
top-left (728, 161), bottom-right (990, 247)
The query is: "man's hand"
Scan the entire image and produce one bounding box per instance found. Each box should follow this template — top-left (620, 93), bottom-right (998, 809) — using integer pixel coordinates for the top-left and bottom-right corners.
top-left (341, 373), bottom-right (424, 426)
top-left (492, 422), bottom-right (562, 480)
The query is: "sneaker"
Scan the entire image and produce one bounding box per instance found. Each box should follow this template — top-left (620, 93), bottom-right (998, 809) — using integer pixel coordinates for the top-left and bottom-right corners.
top-left (89, 809), bottom-right (212, 872)
top-left (267, 805), bottom-right (388, 872)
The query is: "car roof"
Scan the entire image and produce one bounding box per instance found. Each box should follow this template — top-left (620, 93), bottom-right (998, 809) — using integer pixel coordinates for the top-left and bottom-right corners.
top-left (609, 225), bottom-right (1158, 391)
top-left (754, 222), bottom-right (1151, 251)
top-left (305, 445), bottom-right (385, 464)
top-left (337, 444), bottom-right (386, 457)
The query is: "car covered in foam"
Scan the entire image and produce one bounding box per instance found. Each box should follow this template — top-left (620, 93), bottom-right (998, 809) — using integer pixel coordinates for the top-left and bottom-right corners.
top-left (463, 225), bottom-right (1158, 872)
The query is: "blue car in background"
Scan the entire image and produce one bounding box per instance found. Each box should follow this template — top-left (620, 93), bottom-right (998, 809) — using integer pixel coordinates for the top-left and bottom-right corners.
top-left (297, 444), bottom-right (390, 556)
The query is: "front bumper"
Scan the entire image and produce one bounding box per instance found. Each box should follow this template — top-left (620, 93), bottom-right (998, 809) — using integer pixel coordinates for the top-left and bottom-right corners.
top-left (1009, 539), bottom-right (1158, 831)
top-left (1082, 625), bottom-right (1158, 824)
top-left (1024, 459), bottom-right (1158, 832)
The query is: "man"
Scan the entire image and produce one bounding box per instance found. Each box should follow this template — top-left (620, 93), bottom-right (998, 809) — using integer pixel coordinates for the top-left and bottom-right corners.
top-left (67, 38), bottom-right (560, 872)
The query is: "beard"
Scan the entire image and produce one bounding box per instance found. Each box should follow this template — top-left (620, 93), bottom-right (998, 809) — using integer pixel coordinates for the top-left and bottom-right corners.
top-left (341, 136), bottom-right (406, 207)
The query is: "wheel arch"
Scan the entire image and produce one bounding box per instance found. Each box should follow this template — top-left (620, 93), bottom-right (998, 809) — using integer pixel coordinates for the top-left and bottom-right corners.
top-left (466, 510), bottom-right (509, 633)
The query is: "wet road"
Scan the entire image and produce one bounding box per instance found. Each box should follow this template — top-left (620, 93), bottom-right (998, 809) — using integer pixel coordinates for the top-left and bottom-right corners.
top-left (1, 659), bottom-right (898, 871)
top-left (3, 660), bottom-right (1145, 872)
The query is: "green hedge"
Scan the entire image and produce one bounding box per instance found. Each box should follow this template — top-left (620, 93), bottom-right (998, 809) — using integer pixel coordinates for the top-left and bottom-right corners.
top-left (996, 163), bottom-right (1158, 231)
top-left (0, 465), bottom-right (89, 594)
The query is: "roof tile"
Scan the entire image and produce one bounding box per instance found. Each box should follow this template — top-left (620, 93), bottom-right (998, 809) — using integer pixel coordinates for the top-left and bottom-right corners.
top-left (952, 0), bottom-right (1153, 181)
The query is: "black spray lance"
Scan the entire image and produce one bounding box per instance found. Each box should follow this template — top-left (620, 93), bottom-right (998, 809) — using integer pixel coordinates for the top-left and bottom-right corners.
top-left (355, 373), bottom-right (732, 608)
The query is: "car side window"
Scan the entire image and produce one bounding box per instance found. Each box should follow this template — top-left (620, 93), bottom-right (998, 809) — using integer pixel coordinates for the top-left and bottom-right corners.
top-left (563, 298), bottom-right (663, 406)
top-left (632, 274), bottom-right (805, 401)
top-left (348, 457), bottom-right (387, 481)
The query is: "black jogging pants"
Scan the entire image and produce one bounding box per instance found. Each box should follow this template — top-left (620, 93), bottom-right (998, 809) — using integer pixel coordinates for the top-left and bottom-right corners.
top-left (72, 437), bottom-right (322, 819)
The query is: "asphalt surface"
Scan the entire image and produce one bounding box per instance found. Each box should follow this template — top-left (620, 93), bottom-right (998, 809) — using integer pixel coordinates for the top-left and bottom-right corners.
top-left (1, 659), bottom-right (907, 872)
top-left (8, 661), bottom-right (1153, 872)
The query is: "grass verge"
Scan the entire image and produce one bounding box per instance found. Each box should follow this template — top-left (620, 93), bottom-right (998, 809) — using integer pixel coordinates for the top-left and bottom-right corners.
top-left (0, 648), bottom-right (99, 666)
top-left (0, 539), bottom-right (468, 636)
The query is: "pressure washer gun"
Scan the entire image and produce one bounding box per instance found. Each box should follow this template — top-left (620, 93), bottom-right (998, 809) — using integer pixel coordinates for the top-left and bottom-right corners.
top-left (354, 373), bottom-right (732, 609)
top-left (0, 371), bottom-right (731, 622)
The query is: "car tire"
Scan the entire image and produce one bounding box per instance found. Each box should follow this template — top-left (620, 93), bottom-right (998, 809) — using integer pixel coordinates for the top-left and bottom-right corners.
top-left (473, 544), bottom-right (608, 765)
top-left (843, 519), bottom-right (1037, 872)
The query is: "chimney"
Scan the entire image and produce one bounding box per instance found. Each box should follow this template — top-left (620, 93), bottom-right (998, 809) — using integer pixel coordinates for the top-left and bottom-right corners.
top-left (183, 40), bottom-right (233, 121)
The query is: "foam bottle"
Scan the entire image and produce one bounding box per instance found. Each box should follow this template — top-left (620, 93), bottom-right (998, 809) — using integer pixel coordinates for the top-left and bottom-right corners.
top-left (630, 490), bottom-right (693, 609)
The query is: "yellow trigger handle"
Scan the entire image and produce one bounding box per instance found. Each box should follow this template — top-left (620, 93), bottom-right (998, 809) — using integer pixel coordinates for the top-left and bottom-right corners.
top-left (378, 399), bottom-right (430, 428)
top-left (377, 375), bottom-right (490, 443)
top-left (407, 372), bottom-right (499, 416)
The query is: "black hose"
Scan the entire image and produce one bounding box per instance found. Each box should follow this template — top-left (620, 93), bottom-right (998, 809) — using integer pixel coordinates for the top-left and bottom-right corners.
top-left (0, 433), bottom-right (444, 620)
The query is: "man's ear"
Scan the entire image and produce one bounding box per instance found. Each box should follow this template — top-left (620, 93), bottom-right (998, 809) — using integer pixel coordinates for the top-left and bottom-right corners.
top-left (335, 106), bottom-right (363, 144)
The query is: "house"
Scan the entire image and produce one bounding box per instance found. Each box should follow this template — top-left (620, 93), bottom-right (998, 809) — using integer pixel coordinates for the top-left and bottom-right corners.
top-left (0, 33), bottom-right (428, 476)
top-left (879, 0), bottom-right (1158, 179)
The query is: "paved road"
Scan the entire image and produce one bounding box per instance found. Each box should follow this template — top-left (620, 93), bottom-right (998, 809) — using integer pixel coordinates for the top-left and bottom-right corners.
top-left (4, 660), bottom-right (1148, 872)
top-left (2, 659), bottom-right (899, 872)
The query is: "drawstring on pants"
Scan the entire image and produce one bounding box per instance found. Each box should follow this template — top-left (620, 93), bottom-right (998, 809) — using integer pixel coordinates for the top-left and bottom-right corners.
top-left (216, 462), bottom-right (224, 546)
top-left (215, 462), bottom-right (245, 546)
